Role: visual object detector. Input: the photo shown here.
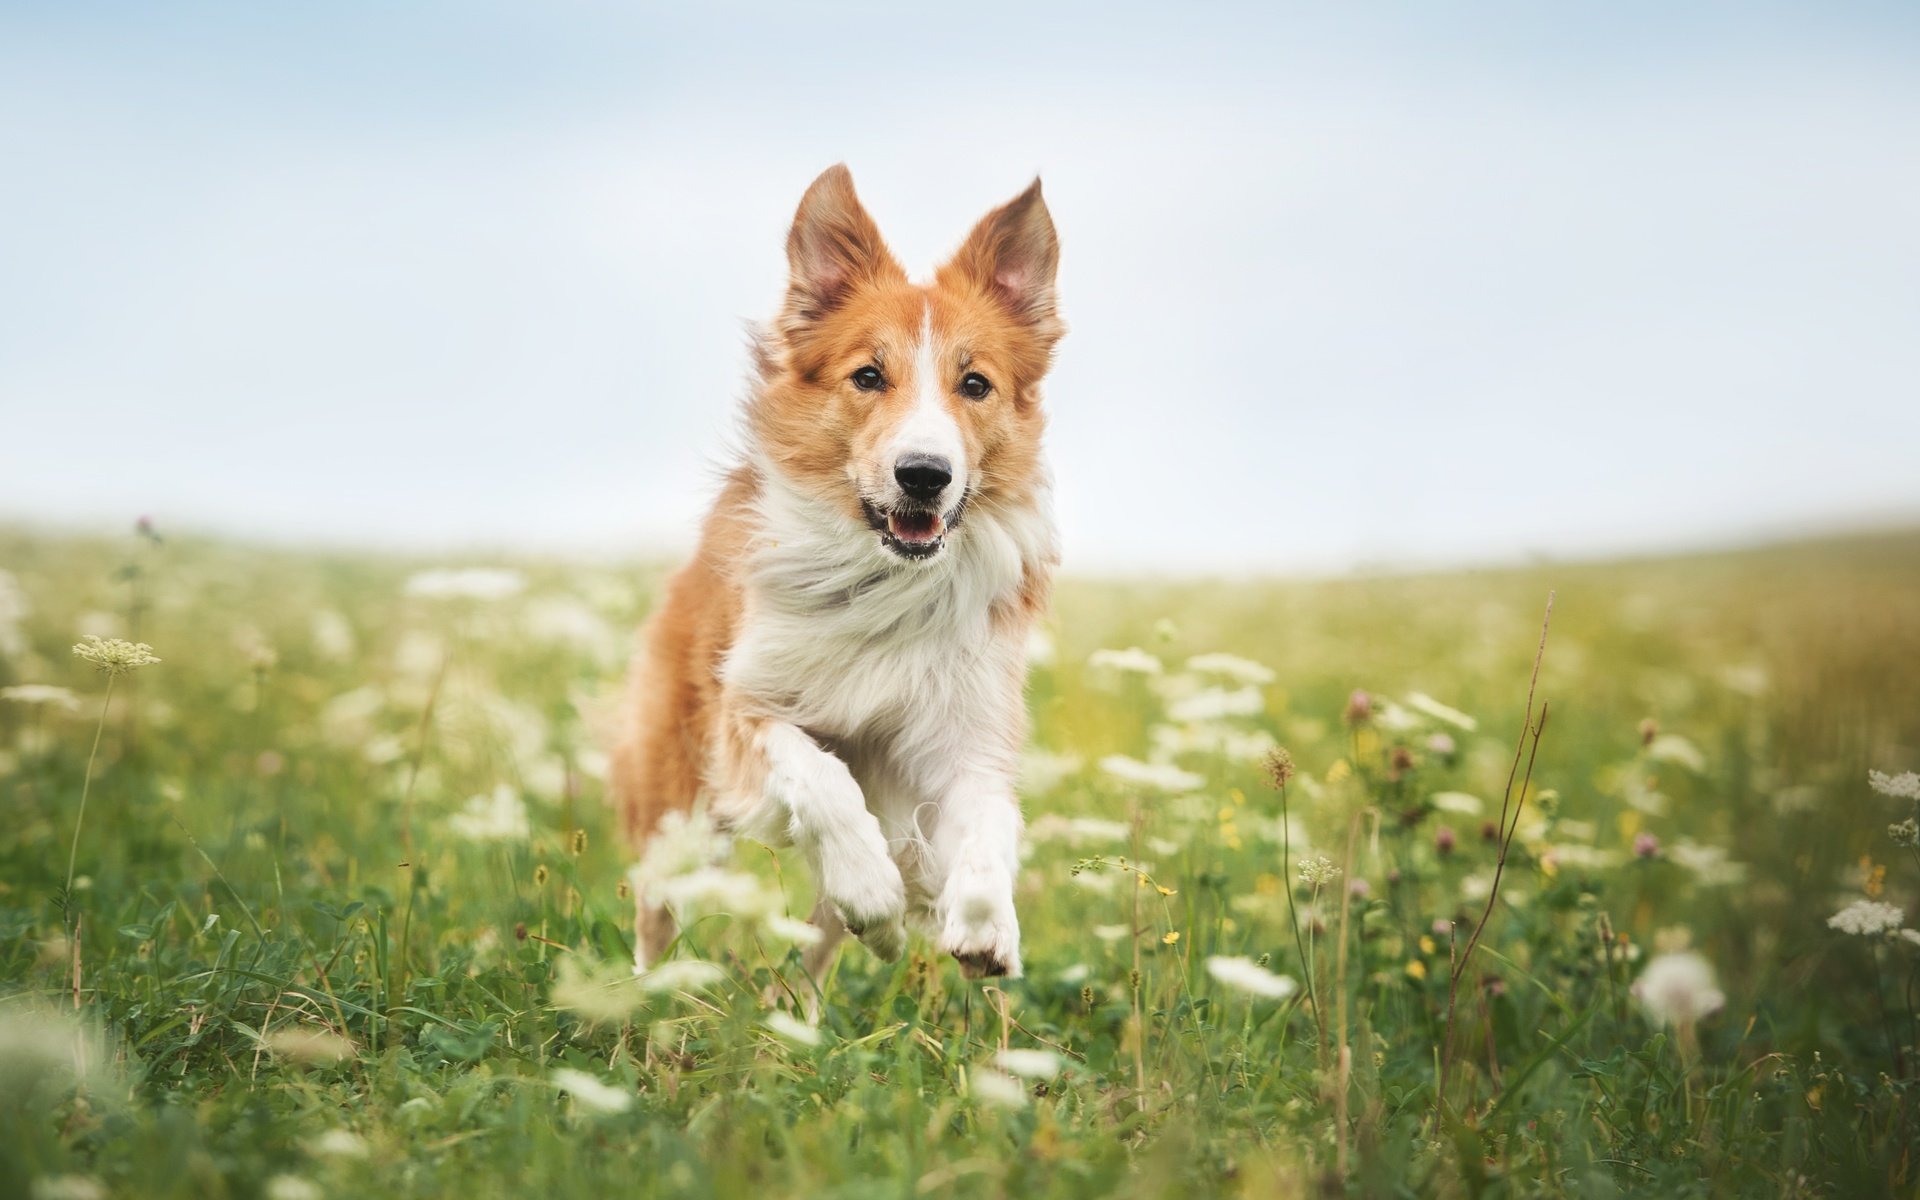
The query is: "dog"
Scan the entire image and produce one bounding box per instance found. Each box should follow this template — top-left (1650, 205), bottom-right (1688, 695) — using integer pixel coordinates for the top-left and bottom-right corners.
top-left (609, 165), bottom-right (1063, 987)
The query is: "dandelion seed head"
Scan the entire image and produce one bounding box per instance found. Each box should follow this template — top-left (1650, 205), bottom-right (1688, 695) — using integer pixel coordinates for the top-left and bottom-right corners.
top-left (70, 635), bottom-right (159, 676)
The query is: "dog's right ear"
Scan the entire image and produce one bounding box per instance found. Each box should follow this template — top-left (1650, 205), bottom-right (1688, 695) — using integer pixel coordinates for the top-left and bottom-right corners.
top-left (784, 165), bottom-right (903, 322)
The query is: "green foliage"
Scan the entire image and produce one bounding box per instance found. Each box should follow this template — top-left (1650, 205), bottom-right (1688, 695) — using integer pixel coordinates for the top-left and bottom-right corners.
top-left (2, 528), bottom-right (1919, 1198)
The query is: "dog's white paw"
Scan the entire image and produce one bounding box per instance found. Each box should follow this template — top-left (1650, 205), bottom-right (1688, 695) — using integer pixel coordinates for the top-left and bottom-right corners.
top-left (938, 866), bottom-right (1022, 979)
top-left (816, 829), bottom-right (907, 962)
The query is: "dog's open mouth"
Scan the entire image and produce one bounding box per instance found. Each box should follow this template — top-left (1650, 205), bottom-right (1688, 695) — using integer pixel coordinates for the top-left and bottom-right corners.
top-left (863, 497), bottom-right (965, 560)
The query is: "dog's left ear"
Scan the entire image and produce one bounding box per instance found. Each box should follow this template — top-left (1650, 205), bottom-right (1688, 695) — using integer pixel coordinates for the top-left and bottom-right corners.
top-left (940, 178), bottom-right (1062, 341)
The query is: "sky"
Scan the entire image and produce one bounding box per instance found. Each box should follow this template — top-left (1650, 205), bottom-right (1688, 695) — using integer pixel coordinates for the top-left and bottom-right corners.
top-left (2, 2), bottom-right (1917, 574)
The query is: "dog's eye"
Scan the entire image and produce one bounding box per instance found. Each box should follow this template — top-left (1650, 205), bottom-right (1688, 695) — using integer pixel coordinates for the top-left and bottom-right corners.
top-left (960, 372), bottom-right (992, 400)
top-left (850, 366), bottom-right (886, 392)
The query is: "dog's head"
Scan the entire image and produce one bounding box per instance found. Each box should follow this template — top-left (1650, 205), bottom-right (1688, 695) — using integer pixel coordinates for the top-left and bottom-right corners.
top-left (750, 165), bottom-right (1062, 563)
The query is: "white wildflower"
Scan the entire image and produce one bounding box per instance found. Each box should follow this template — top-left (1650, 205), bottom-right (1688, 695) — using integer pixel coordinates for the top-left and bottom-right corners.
top-left (1087, 647), bottom-right (1162, 676)
top-left (1667, 840), bottom-right (1746, 886)
top-left (550, 1067), bottom-right (632, 1114)
top-left (1298, 855), bottom-right (1342, 886)
top-left (763, 1010), bottom-right (822, 1047)
top-left (1430, 791), bottom-right (1483, 816)
top-left (1099, 755), bottom-right (1202, 793)
top-left (651, 867), bottom-right (779, 920)
top-left (1184, 653), bottom-right (1275, 686)
top-left (264, 1178), bottom-right (322, 1200)
top-left (1, 685), bottom-right (82, 712)
top-left (1024, 627), bottom-right (1057, 665)
top-left (1632, 952), bottom-right (1725, 1026)
top-left (264, 1028), bottom-right (354, 1065)
top-left (71, 635), bottom-right (160, 675)
top-left (310, 609), bottom-right (356, 660)
top-left (1092, 923), bottom-right (1131, 941)
top-left (1205, 956), bottom-right (1299, 1000)
top-left (1828, 899), bottom-right (1906, 937)
top-left (633, 809), bottom-right (730, 893)
top-left (447, 785), bottom-right (530, 842)
top-left (996, 1048), bottom-right (1062, 1079)
top-left (765, 914), bottom-right (824, 946)
top-left (308, 1128), bottom-right (371, 1159)
top-left (1026, 814), bottom-right (1133, 846)
top-left (1647, 735), bottom-right (1707, 773)
top-left (403, 567), bottom-right (526, 601)
top-left (1869, 770), bottom-right (1920, 801)
top-left (523, 596), bottom-right (617, 658)
top-left (634, 959), bottom-right (726, 995)
top-left (968, 1068), bottom-right (1029, 1109)
top-left (550, 956), bottom-right (646, 1024)
top-left (1900, 930), bottom-right (1920, 949)
top-left (1166, 686), bottom-right (1264, 723)
top-left (1405, 692), bottom-right (1478, 731)
top-left (1018, 749), bottom-right (1083, 795)
top-left (30, 1177), bottom-right (106, 1200)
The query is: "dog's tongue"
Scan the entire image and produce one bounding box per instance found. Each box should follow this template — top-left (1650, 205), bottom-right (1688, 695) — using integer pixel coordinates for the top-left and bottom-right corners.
top-left (888, 510), bottom-right (944, 544)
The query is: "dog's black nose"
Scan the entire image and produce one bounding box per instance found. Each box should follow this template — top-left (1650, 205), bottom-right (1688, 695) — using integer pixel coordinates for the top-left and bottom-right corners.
top-left (894, 454), bottom-right (952, 502)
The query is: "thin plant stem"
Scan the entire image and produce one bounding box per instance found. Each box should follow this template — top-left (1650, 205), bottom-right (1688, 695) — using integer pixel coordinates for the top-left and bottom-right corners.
top-left (1278, 782), bottom-right (1325, 1062)
top-left (64, 674), bottom-right (118, 923)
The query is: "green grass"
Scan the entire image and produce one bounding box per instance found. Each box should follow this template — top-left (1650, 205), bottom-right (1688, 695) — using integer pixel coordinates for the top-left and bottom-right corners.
top-left (3, 526), bottom-right (1919, 1198)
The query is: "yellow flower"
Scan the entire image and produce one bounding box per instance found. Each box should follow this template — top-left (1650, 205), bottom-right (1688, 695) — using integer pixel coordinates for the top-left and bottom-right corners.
top-left (1326, 759), bottom-right (1352, 784)
top-left (1155, 885), bottom-right (1177, 897)
top-left (1161, 931), bottom-right (1181, 945)
top-left (1405, 960), bottom-right (1427, 981)
top-left (1418, 936), bottom-right (1436, 956)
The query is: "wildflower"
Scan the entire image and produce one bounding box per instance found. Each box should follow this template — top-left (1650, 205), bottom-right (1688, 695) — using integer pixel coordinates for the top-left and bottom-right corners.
top-left (1435, 827), bottom-right (1456, 855)
top-left (1431, 791), bottom-right (1482, 816)
top-left (1668, 840), bottom-right (1747, 886)
top-left (1647, 734), bottom-right (1706, 773)
top-left (264, 1177), bottom-right (323, 1200)
top-left (571, 828), bottom-right (589, 856)
top-left (1869, 770), bottom-right (1920, 801)
top-left (1890, 819), bottom-right (1919, 848)
top-left (1325, 759), bottom-right (1352, 784)
top-left (764, 1011), bottom-right (822, 1047)
top-left (968, 1068), bottom-right (1029, 1109)
top-left (633, 959), bottom-right (726, 995)
top-left (1632, 952), bottom-right (1726, 1027)
top-left (1638, 718), bottom-right (1659, 747)
top-left (308, 1129), bottom-right (371, 1159)
top-left (1185, 652), bottom-right (1275, 685)
top-left (1263, 747), bottom-right (1296, 789)
top-left (1205, 955), bottom-right (1298, 999)
top-left (1343, 689), bottom-right (1372, 725)
top-left (1349, 877), bottom-right (1370, 899)
top-left (550, 1067), bottom-right (632, 1114)
top-left (532, 864), bottom-right (550, 887)
top-left (1, 685), bottom-right (82, 712)
top-left (766, 914), bottom-right (824, 946)
top-left (1405, 960), bottom-right (1427, 981)
top-left (1098, 755), bottom-right (1202, 793)
top-left (1167, 685), bottom-right (1263, 722)
top-left (1019, 748), bottom-right (1084, 794)
top-left (70, 636), bottom-right (159, 675)
top-left (1405, 692), bottom-right (1478, 732)
top-left (1426, 732), bottom-right (1456, 757)
top-left (1387, 745), bottom-right (1416, 781)
top-left (403, 567), bottom-right (526, 601)
top-left (551, 955), bottom-right (646, 1024)
top-left (1634, 832), bottom-right (1661, 859)
top-left (1298, 855), bottom-right (1341, 886)
top-left (1086, 647), bottom-right (1162, 675)
top-left (264, 1028), bottom-right (354, 1065)
top-left (1828, 899), bottom-right (1905, 937)
top-left (448, 785), bottom-right (531, 842)
top-left (996, 1048), bottom-right (1063, 1079)
top-left (30, 1177), bottom-right (107, 1200)
top-left (1161, 931), bottom-right (1180, 945)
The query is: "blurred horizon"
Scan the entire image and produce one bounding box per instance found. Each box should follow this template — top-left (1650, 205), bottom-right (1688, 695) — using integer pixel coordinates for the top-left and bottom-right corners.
top-left (3, 2), bottom-right (1918, 574)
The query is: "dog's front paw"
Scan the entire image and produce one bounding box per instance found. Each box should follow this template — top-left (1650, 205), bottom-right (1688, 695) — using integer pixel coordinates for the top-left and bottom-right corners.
top-left (938, 866), bottom-right (1022, 979)
top-left (817, 831), bottom-right (908, 962)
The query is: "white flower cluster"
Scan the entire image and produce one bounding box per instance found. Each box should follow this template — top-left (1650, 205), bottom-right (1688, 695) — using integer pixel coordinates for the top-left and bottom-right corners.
top-left (1827, 899), bottom-right (1906, 937)
top-left (1205, 955), bottom-right (1298, 999)
top-left (1632, 952), bottom-right (1725, 1027)
top-left (1869, 769), bottom-right (1920, 801)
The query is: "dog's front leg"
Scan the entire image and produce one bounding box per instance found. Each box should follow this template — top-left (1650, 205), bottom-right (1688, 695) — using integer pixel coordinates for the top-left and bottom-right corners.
top-left (933, 776), bottom-right (1024, 979)
top-left (723, 717), bottom-right (907, 961)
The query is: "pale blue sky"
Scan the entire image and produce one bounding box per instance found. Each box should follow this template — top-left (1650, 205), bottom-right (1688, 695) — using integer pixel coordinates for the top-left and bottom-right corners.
top-left (2, 2), bottom-right (1917, 572)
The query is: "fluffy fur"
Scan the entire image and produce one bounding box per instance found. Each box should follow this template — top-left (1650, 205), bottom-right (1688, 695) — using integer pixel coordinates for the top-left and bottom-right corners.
top-left (609, 165), bottom-right (1064, 984)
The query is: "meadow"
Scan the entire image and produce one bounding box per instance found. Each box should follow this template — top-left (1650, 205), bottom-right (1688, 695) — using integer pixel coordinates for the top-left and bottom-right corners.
top-left (3, 525), bottom-right (1919, 1198)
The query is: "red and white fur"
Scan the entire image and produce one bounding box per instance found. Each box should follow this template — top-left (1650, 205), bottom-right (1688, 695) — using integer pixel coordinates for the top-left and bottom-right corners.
top-left (609, 165), bottom-right (1063, 986)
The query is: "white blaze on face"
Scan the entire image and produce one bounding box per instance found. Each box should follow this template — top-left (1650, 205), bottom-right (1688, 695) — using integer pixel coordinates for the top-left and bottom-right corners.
top-left (886, 305), bottom-right (966, 509)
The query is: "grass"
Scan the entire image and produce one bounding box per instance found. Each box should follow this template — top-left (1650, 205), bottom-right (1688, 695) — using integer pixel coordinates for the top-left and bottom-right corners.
top-left (3, 525), bottom-right (1919, 1198)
